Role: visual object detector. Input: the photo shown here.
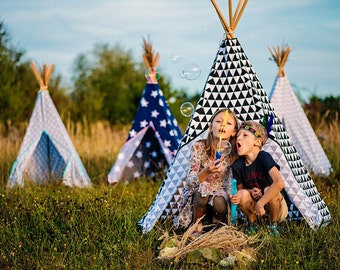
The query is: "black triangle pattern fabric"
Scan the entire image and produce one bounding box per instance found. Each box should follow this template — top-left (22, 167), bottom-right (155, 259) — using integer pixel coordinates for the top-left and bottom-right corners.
top-left (138, 38), bottom-right (331, 233)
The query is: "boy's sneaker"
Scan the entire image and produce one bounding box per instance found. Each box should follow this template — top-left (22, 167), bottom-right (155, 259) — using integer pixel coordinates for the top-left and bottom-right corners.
top-left (267, 224), bottom-right (280, 237)
top-left (245, 223), bottom-right (259, 236)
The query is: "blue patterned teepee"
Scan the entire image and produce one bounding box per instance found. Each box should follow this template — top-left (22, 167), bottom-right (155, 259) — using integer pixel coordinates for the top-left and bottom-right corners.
top-left (8, 63), bottom-right (91, 188)
top-left (138, 1), bottom-right (331, 233)
top-left (107, 38), bottom-right (182, 184)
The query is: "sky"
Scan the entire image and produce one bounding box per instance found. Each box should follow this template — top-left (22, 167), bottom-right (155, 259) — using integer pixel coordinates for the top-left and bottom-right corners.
top-left (1, 0), bottom-right (340, 101)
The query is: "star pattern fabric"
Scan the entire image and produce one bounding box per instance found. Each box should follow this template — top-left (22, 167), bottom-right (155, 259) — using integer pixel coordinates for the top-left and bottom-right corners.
top-left (138, 38), bottom-right (331, 233)
top-left (108, 83), bottom-right (182, 183)
top-left (8, 90), bottom-right (91, 188)
top-left (269, 75), bottom-right (332, 176)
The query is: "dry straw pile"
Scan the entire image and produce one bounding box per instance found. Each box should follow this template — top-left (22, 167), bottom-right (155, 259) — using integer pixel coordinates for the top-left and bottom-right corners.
top-left (158, 218), bottom-right (264, 267)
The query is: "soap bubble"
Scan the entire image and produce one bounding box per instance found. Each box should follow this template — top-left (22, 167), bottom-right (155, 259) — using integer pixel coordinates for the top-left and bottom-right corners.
top-left (170, 53), bottom-right (181, 64)
top-left (180, 63), bottom-right (201, 81)
top-left (168, 96), bottom-right (176, 104)
top-left (217, 140), bottom-right (232, 156)
top-left (145, 67), bottom-right (161, 81)
top-left (180, 102), bottom-right (194, 117)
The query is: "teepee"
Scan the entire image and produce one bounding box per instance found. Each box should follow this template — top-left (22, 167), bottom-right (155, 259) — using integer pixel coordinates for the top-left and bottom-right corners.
top-left (8, 63), bottom-right (91, 188)
top-left (138, 0), bottom-right (331, 233)
top-left (268, 43), bottom-right (332, 176)
top-left (107, 38), bottom-right (182, 184)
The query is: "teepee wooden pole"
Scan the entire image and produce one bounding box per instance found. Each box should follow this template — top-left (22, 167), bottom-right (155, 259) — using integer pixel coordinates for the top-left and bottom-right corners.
top-left (228, 0), bottom-right (233, 27)
top-left (212, 0), bottom-right (248, 39)
top-left (44, 65), bottom-right (54, 85)
top-left (31, 62), bottom-right (44, 88)
top-left (143, 54), bottom-right (151, 69)
top-left (142, 36), bottom-right (160, 83)
top-left (31, 62), bottom-right (54, 90)
top-left (211, 0), bottom-right (234, 38)
top-left (269, 43), bottom-right (290, 77)
top-left (233, 0), bottom-right (243, 25)
top-left (154, 52), bottom-right (160, 68)
top-left (233, 0), bottom-right (248, 29)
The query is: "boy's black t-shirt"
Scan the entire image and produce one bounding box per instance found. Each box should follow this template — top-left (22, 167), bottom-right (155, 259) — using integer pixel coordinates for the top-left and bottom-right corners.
top-left (232, 150), bottom-right (280, 193)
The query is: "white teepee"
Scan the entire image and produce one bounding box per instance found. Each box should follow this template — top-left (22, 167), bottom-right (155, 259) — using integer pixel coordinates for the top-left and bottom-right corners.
top-left (107, 38), bottom-right (182, 184)
top-left (268, 44), bottom-right (332, 176)
top-left (138, 0), bottom-right (331, 233)
top-left (8, 63), bottom-right (91, 188)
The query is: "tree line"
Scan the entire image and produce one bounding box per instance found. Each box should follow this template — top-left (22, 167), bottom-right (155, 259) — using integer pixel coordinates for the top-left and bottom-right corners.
top-left (0, 20), bottom-right (338, 135)
top-left (0, 21), bottom-right (196, 133)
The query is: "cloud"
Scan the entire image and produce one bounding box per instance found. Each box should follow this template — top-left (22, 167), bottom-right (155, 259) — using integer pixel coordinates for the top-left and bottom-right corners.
top-left (0, 0), bottom-right (339, 97)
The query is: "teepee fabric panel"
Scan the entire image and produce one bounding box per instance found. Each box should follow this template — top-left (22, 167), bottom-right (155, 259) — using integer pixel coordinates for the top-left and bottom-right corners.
top-left (108, 123), bottom-right (171, 183)
top-left (138, 38), bottom-right (331, 233)
top-left (8, 90), bottom-right (91, 188)
top-left (108, 83), bottom-right (182, 184)
top-left (269, 76), bottom-right (332, 175)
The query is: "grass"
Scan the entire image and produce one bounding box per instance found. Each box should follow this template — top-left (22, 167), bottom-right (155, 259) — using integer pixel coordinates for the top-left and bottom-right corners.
top-left (0, 119), bottom-right (339, 269)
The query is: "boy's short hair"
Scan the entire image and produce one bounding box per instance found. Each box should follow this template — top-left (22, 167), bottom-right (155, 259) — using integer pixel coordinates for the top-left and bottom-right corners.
top-left (240, 121), bottom-right (267, 145)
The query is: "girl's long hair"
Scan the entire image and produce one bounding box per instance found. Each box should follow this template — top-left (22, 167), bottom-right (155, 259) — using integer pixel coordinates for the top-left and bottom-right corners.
top-left (204, 108), bottom-right (239, 163)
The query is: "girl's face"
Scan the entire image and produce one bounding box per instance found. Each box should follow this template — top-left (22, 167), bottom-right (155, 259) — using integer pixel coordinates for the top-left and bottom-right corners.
top-left (211, 111), bottom-right (237, 140)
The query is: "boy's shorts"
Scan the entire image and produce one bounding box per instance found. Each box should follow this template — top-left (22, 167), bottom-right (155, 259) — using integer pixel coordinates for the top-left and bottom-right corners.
top-left (277, 196), bottom-right (288, 222)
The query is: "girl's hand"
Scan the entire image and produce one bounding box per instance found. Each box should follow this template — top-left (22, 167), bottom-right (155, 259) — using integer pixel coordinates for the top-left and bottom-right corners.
top-left (208, 159), bottom-right (220, 173)
top-left (209, 159), bottom-right (228, 174)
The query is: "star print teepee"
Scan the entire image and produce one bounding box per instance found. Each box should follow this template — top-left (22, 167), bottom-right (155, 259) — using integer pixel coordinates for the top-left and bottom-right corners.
top-left (268, 43), bottom-right (332, 176)
top-left (138, 0), bottom-right (331, 233)
top-left (107, 38), bottom-right (182, 184)
top-left (8, 63), bottom-right (91, 188)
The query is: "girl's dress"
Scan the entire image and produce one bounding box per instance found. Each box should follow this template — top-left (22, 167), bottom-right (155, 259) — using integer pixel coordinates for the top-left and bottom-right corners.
top-left (174, 140), bottom-right (233, 230)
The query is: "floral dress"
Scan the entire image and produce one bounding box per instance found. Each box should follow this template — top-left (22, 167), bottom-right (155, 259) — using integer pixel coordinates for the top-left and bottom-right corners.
top-left (174, 140), bottom-right (233, 230)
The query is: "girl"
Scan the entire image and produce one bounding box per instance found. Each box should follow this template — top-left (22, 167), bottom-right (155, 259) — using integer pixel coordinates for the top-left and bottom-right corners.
top-left (176, 109), bottom-right (239, 234)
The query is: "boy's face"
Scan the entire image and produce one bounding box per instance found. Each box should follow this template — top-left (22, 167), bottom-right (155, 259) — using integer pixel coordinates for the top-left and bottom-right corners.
top-left (211, 111), bottom-right (236, 140)
top-left (236, 129), bottom-right (261, 156)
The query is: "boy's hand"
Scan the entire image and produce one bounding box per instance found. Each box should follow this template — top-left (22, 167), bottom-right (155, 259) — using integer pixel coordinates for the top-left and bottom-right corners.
top-left (254, 202), bottom-right (265, 217)
top-left (229, 193), bottom-right (240, 205)
top-left (251, 187), bottom-right (262, 200)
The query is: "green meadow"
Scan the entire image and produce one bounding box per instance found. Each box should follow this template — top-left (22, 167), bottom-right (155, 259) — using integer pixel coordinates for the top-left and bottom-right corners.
top-left (0, 120), bottom-right (339, 269)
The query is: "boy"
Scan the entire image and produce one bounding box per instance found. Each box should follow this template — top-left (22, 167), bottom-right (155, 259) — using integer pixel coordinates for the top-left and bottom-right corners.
top-left (229, 121), bottom-right (288, 235)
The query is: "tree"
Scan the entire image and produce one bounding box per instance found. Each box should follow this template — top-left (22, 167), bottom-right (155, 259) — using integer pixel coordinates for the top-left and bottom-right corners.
top-left (0, 20), bottom-right (70, 132)
top-left (70, 43), bottom-right (179, 125)
top-left (304, 95), bottom-right (340, 126)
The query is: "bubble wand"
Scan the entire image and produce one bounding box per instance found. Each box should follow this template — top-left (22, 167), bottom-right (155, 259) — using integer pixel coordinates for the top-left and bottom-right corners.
top-left (216, 110), bottom-right (229, 160)
top-left (231, 178), bottom-right (237, 225)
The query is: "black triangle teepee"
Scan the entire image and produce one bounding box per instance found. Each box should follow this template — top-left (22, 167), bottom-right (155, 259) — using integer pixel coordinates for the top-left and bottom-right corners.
top-left (138, 1), bottom-right (331, 232)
